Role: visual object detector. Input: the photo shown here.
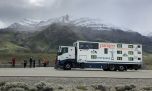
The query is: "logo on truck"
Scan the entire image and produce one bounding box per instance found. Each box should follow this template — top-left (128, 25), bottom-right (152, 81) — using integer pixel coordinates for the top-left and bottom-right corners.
top-left (100, 44), bottom-right (115, 49)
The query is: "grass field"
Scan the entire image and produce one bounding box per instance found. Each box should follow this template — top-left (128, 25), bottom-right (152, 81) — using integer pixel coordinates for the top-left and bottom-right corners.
top-left (0, 52), bottom-right (152, 69)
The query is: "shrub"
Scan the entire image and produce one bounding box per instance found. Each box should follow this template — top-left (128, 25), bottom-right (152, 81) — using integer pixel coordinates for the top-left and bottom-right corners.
top-left (115, 84), bottom-right (136, 91)
top-left (142, 86), bottom-right (152, 91)
top-left (8, 87), bottom-right (25, 91)
top-left (92, 84), bottom-right (111, 91)
top-left (76, 85), bottom-right (88, 90)
top-left (1, 82), bottom-right (30, 91)
top-left (34, 81), bottom-right (53, 91)
top-left (0, 81), bottom-right (6, 87)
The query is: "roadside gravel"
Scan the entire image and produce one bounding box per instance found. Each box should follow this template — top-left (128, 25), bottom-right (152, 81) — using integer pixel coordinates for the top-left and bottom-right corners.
top-left (0, 77), bottom-right (152, 89)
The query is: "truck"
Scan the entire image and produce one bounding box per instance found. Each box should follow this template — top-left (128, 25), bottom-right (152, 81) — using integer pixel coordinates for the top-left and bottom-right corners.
top-left (55, 41), bottom-right (142, 71)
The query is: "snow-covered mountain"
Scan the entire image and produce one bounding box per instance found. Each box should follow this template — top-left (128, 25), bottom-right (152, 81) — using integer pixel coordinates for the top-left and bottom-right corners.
top-left (7, 15), bottom-right (121, 32)
top-left (8, 18), bottom-right (42, 32)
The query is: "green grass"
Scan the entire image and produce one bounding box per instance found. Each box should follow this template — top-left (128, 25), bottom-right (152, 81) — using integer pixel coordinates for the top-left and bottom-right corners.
top-left (0, 41), bottom-right (30, 53)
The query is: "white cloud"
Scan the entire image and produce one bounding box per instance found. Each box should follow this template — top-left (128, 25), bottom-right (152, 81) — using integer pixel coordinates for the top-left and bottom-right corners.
top-left (28, 0), bottom-right (55, 7)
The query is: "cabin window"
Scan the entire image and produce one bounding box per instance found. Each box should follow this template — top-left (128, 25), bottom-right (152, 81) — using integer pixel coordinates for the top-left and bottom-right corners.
top-left (79, 42), bottom-right (98, 49)
top-left (128, 51), bottom-right (134, 55)
top-left (117, 57), bottom-right (122, 60)
top-left (128, 45), bottom-right (133, 48)
top-left (61, 47), bottom-right (68, 53)
top-left (128, 57), bottom-right (134, 61)
top-left (138, 58), bottom-right (141, 60)
top-left (117, 44), bottom-right (122, 48)
top-left (117, 50), bottom-right (122, 54)
top-left (91, 55), bottom-right (97, 59)
top-left (104, 48), bottom-right (108, 54)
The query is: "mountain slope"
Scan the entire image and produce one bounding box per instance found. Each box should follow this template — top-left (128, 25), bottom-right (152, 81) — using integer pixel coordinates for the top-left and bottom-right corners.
top-left (24, 22), bottom-right (152, 53)
top-left (0, 16), bottom-right (152, 53)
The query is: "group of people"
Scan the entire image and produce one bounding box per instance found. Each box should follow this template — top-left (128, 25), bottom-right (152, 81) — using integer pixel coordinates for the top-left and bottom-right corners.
top-left (10, 57), bottom-right (49, 68)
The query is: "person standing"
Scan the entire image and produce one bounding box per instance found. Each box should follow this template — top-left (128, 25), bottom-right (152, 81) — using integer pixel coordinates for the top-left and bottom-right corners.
top-left (29, 57), bottom-right (33, 68)
top-left (11, 57), bottom-right (16, 67)
top-left (43, 59), bottom-right (47, 67)
top-left (38, 59), bottom-right (41, 67)
top-left (24, 60), bottom-right (27, 68)
top-left (33, 60), bottom-right (35, 68)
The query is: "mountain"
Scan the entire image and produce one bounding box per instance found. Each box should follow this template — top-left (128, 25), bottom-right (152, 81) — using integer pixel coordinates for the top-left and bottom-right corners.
top-left (0, 16), bottom-right (152, 53)
top-left (6, 15), bottom-right (117, 32)
top-left (25, 22), bottom-right (152, 53)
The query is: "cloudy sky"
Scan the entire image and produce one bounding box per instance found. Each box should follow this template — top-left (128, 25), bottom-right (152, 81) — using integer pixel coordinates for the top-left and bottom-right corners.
top-left (0, 0), bottom-right (152, 35)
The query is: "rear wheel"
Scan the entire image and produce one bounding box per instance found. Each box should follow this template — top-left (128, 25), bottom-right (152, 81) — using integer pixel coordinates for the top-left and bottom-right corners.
top-left (118, 65), bottom-right (125, 71)
top-left (109, 65), bottom-right (116, 71)
top-left (64, 63), bottom-right (71, 70)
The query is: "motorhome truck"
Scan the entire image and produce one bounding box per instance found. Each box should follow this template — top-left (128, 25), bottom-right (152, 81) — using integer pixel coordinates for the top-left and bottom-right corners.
top-left (55, 41), bottom-right (142, 71)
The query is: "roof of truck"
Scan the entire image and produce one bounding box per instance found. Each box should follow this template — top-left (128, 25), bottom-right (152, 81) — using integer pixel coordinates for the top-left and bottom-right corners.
top-left (75, 40), bottom-right (142, 45)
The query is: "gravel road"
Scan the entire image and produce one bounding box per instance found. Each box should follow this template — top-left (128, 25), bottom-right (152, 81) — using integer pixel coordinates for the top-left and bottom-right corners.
top-left (0, 67), bottom-right (152, 78)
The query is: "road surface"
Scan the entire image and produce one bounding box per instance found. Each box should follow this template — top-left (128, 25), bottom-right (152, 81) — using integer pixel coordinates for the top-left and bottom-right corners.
top-left (0, 67), bottom-right (151, 78)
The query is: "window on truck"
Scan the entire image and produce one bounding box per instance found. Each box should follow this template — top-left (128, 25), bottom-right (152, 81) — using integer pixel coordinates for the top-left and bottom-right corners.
top-left (91, 55), bottom-right (97, 59)
top-left (128, 57), bottom-right (134, 61)
top-left (128, 45), bottom-right (133, 48)
top-left (104, 48), bottom-right (108, 54)
top-left (128, 51), bottom-right (134, 55)
top-left (79, 42), bottom-right (98, 49)
top-left (61, 47), bottom-right (68, 53)
top-left (117, 50), bottom-right (122, 54)
top-left (117, 44), bottom-right (122, 48)
top-left (117, 57), bottom-right (122, 60)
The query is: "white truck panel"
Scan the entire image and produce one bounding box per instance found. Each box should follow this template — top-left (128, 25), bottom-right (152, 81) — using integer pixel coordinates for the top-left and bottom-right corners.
top-left (76, 41), bottom-right (142, 64)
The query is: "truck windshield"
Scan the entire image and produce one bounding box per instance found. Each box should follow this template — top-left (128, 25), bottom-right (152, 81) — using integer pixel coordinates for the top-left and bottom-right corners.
top-left (57, 47), bottom-right (68, 55)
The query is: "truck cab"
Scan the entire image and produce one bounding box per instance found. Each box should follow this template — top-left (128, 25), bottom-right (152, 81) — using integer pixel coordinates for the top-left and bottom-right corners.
top-left (55, 46), bottom-right (75, 70)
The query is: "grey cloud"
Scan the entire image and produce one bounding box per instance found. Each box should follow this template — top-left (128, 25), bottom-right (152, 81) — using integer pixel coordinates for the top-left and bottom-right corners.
top-left (0, 0), bottom-right (152, 35)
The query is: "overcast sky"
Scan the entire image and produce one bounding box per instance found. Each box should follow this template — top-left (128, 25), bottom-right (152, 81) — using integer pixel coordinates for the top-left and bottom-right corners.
top-left (0, 0), bottom-right (152, 35)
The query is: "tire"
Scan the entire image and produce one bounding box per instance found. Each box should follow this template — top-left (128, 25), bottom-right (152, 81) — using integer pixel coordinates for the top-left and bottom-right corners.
top-left (109, 65), bottom-right (116, 71)
top-left (80, 63), bottom-right (85, 69)
top-left (103, 68), bottom-right (108, 71)
top-left (118, 65), bottom-right (125, 71)
top-left (64, 63), bottom-right (71, 70)
top-left (133, 66), bottom-right (138, 70)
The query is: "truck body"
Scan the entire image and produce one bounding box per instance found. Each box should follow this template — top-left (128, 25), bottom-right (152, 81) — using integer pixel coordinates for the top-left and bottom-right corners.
top-left (55, 41), bottom-right (142, 71)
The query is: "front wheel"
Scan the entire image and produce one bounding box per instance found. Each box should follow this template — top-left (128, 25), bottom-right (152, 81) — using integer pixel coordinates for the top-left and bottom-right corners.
top-left (64, 63), bottom-right (71, 70)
